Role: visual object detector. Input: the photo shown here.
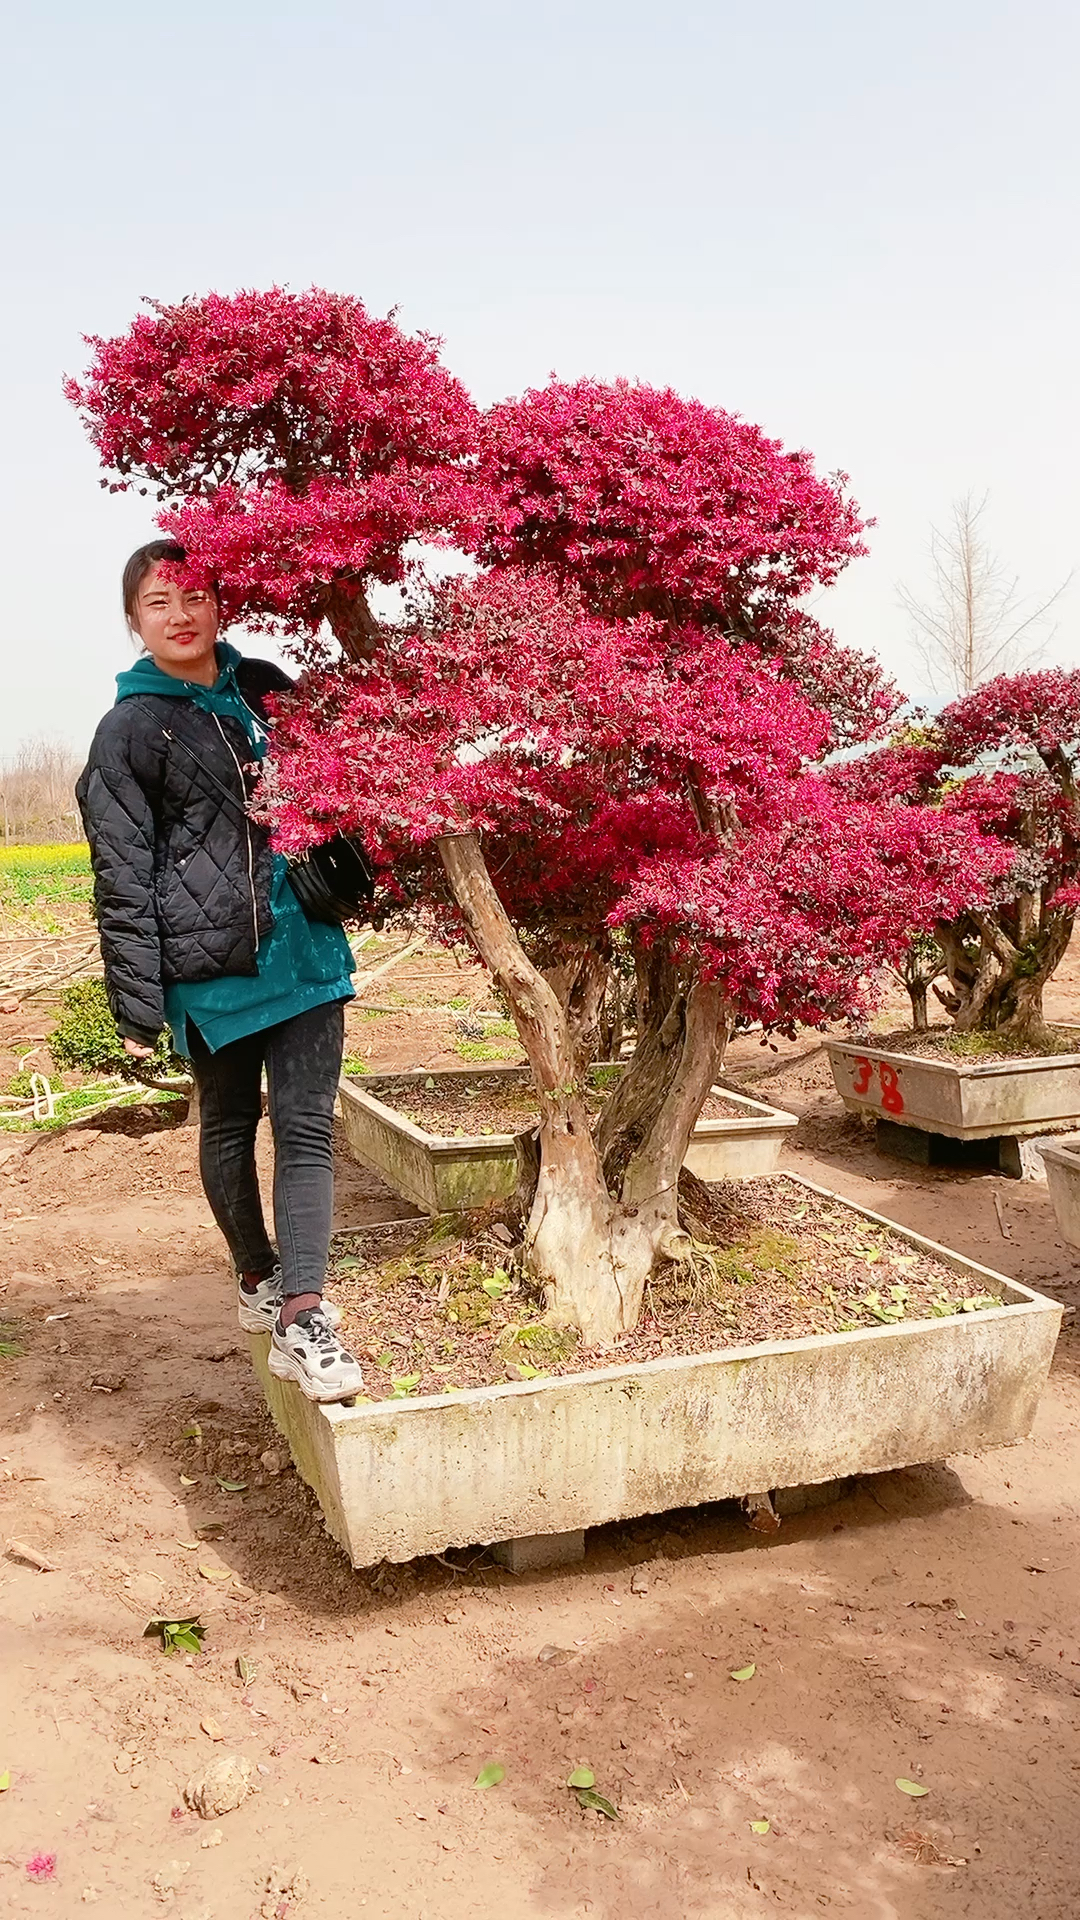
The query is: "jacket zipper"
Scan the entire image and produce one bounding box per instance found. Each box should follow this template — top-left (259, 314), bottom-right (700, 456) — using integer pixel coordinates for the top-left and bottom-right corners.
top-left (212, 714), bottom-right (260, 955)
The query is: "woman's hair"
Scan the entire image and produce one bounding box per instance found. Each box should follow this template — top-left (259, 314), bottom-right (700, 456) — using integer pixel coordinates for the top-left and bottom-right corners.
top-left (122, 540), bottom-right (220, 626)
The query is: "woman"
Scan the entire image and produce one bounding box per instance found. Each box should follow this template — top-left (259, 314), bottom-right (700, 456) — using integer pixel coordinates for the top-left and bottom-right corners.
top-left (77, 540), bottom-right (365, 1404)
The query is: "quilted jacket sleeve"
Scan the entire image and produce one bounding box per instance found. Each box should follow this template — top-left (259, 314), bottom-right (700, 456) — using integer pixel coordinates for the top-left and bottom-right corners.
top-left (76, 716), bottom-right (164, 1045)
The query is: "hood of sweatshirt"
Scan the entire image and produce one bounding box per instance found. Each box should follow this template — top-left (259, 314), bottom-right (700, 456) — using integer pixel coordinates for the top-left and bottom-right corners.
top-left (114, 642), bottom-right (269, 756)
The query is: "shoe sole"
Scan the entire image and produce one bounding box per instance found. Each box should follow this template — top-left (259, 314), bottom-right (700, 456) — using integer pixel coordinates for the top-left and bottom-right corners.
top-left (267, 1344), bottom-right (363, 1405)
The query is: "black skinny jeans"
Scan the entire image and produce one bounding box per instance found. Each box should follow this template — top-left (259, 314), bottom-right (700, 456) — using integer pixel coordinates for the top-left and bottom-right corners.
top-left (188, 1000), bottom-right (345, 1296)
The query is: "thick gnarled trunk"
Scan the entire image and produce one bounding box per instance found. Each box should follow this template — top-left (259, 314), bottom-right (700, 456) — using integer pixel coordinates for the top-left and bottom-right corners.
top-left (437, 831), bottom-right (731, 1345)
top-left (935, 899), bottom-right (1073, 1048)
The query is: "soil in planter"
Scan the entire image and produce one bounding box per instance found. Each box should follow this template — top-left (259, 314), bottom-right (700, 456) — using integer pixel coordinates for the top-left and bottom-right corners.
top-left (353, 1073), bottom-right (747, 1138)
top-left (854, 1023), bottom-right (1080, 1063)
top-left (325, 1176), bottom-right (1005, 1401)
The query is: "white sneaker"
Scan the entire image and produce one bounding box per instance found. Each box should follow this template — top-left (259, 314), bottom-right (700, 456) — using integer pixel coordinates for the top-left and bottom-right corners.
top-left (268, 1306), bottom-right (365, 1404)
top-left (237, 1266), bottom-right (341, 1333)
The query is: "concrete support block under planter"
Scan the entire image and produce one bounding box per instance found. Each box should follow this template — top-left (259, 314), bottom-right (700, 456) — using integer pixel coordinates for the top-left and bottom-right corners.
top-left (1040, 1136), bottom-right (1080, 1248)
top-left (249, 1173), bottom-right (1061, 1569)
top-left (826, 1038), bottom-right (1080, 1146)
top-left (337, 1064), bottom-right (797, 1215)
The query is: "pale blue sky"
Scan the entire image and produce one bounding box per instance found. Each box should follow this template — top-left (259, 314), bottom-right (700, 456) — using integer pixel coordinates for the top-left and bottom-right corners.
top-left (1, 0), bottom-right (1076, 758)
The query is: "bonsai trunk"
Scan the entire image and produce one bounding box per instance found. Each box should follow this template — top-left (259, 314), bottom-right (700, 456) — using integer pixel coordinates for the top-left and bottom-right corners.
top-left (322, 577), bottom-right (383, 663)
top-left (935, 900), bottom-right (1074, 1048)
top-left (908, 980), bottom-right (930, 1032)
top-left (437, 832), bottom-right (730, 1345)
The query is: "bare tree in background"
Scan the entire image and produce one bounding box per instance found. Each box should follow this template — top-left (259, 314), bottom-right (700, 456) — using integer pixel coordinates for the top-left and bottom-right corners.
top-left (0, 736), bottom-right (83, 844)
top-left (900, 492), bottom-right (1071, 698)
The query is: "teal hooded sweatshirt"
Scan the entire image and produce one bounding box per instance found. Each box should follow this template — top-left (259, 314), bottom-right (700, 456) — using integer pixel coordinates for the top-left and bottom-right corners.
top-left (114, 643), bottom-right (355, 1056)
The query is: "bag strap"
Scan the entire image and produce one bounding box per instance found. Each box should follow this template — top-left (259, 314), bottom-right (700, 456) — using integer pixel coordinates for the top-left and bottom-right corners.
top-left (159, 725), bottom-right (252, 821)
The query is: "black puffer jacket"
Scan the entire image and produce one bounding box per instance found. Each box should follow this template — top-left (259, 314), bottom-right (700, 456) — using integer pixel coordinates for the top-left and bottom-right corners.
top-left (76, 657), bottom-right (293, 1045)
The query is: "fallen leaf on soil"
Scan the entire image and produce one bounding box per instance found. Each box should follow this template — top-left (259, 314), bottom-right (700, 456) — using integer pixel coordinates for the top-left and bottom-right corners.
top-left (566, 1767), bottom-right (595, 1788)
top-left (237, 1655), bottom-right (258, 1685)
top-left (895, 1777), bottom-right (930, 1797)
top-left (538, 1644), bottom-right (572, 1664)
top-left (199, 1565), bottom-right (234, 1583)
top-left (179, 1475), bottom-right (198, 1487)
top-left (176, 1540), bottom-right (200, 1551)
top-left (750, 1818), bottom-right (771, 1834)
top-left (25, 1853), bottom-right (56, 1882)
top-left (183, 1752), bottom-right (253, 1818)
top-left (181, 1422), bottom-right (203, 1441)
top-left (200, 1717), bottom-right (225, 1742)
top-left (6, 1538), bottom-right (58, 1572)
top-left (729, 1664), bottom-right (757, 1681)
top-left (0, 1770), bottom-right (9, 1791)
top-left (216, 1479), bottom-right (248, 1493)
top-left (145, 1615), bottom-right (206, 1656)
top-left (472, 1762), bottom-right (505, 1789)
top-left (574, 1786), bottom-right (620, 1819)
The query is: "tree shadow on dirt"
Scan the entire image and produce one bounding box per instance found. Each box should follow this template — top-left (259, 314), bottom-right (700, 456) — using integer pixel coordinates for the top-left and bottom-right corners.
top-left (402, 1489), bottom-right (1080, 1920)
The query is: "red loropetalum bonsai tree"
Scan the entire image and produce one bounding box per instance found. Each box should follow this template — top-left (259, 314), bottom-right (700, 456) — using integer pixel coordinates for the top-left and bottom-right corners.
top-left (65, 288), bottom-right (478, 659)
top-left (842, 672), bottom-right (1080, 1048)
top-left (69, 310), bottom-right (1000, 1343)
top-left (261, 380), bottom-right (999, 1342)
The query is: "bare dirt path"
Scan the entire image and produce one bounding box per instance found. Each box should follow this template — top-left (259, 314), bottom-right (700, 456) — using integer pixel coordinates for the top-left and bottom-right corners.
top-left (2, 948), bottom-right (1079, 1918)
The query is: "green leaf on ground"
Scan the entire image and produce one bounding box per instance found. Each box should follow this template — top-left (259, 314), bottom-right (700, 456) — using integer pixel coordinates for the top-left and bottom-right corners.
top-left (237, 1655), bottom-right (257, 1685)
top-left (481, 1269), bottom-right (511, 1299)
top-left (216, 1479), bottom-right (248, 1493)
top-left (895, 1777), bottom-right (929, 1797)
top-left (729, 1664), bottom-right (756, 1681)
top-left (0, 1771), bottom-right (10, 1792)
top-left (473, 1762), bottom-right (505, 1790)
top-left (390, 1373), bottom-right (421, 1398)
top-left (180, 1421), bottom-right (202, 1441)
top-left (144, 1615), bottom-right (205, 1656)
top-left (749, 1818), bottom-right (770, 1834)
top-left (566, 1767), bottom-right (595, 1789)
top-left (575, 1787), bottom-right (619, 1819)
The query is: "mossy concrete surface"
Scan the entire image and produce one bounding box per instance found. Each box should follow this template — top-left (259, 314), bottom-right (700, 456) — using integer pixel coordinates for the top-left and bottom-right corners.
top-left (337, 1066), bottom-right (797, 1214)
top-left (250, 1173), bottom-right (1062, 1568)
top-left (827, 1039), bottom-right (1080, 1140)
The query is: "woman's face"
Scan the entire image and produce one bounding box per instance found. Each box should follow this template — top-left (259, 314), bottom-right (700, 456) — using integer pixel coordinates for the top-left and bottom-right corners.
top-left (130, 563), bottom-right (220, 679)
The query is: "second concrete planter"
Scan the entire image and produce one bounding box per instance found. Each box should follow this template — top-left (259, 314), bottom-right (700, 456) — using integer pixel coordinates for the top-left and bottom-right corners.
top-left (1040, 1136), bottom-right (1080, 1248)
top-left (338, 1065), bottom-right (797, 1214)
top-left (826, 1038), bottom-right (1080, 1141)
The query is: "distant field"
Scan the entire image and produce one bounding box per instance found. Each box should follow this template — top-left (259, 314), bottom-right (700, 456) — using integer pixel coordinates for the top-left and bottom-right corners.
top-left (0, 842), bottom-right (93, 919)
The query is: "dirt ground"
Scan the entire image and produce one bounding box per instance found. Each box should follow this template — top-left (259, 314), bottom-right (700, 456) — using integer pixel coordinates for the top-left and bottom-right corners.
top-left (3, 945), bottom-right (1080, 1918)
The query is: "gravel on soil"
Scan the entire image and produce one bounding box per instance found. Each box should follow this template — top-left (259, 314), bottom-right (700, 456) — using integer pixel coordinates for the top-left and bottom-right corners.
top-left (327, 1174), bottom-right (1005, 1399)
top-left (349, 1072), bottom-right (747, 1137)
top-left (850, 1023), bottom-right (1080, 1063)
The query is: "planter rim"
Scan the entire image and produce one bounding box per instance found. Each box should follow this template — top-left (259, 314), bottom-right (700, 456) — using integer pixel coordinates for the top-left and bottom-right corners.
top-left (826, 1037), bottom-right (1080, 1082)
top-left (318, 1169), bottom-right (1061, 1428)
top-left (1038, 1135), bottom-right (1080, 1170)
top-left (339, 1068), bottom-right (795, 1155)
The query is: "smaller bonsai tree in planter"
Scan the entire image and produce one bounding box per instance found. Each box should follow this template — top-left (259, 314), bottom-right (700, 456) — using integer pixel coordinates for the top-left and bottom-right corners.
top-left (842, 672), bottom-right (1080, 1050)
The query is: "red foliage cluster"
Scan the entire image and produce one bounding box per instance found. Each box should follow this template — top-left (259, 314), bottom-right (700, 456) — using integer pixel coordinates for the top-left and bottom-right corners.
top-left (475, 377), bottom-right (896, 747)
top-left (265, 568), bottom-right (1001, 1032)
top-left (65, 288), bottom-right (477, 635)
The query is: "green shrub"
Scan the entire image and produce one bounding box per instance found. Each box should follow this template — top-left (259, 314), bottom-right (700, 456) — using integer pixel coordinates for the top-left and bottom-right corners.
top-left (49, 979), bottom-right (181, 1079)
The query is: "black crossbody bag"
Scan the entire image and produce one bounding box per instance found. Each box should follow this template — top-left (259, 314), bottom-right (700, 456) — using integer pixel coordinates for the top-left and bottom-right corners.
top-left (160, 726), bottom-right (375, 926)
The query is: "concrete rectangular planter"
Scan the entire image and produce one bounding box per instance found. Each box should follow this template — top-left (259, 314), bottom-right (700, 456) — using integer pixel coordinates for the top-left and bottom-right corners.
top-left (251, 1172), bottom-right (1061, 1568)
top-left (337, 1065), bottom-right (797, 1214)
top-left (1039, 1136), bottom-right (1080, 1248)
top-left (826, 1037), bottom-right (1080, 1140)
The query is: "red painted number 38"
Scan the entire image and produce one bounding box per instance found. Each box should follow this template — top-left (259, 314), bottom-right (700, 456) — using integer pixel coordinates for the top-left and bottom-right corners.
top-left (851, 1055), bottom-right (905, 1114)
